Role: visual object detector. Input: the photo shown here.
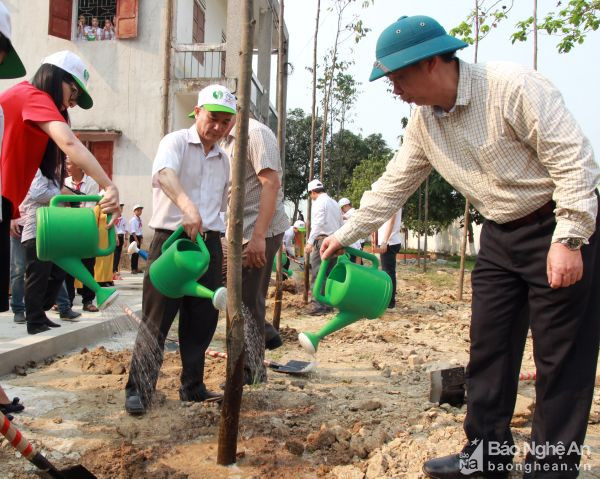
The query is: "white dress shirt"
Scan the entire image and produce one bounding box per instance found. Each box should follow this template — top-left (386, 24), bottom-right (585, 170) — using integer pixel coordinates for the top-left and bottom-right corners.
top-left (283, 226), bottom-right (295, 256)
top-left (128, 215), bottom-right (143, 236)
top-left (115, 216), bottom-right (127, 235)
top-left (308, 192), bottom-right (343, 244)
top-left (149, 126), bottom-right (229, 233)
top-left (377, 209), bottom-right (403, 247)
top-left (64, 174), bottom-right (99, 208)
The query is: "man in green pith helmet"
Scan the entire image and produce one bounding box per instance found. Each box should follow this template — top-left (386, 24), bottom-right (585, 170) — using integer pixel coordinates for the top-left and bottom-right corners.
top-left (320, 14), bottom-right (599, 478)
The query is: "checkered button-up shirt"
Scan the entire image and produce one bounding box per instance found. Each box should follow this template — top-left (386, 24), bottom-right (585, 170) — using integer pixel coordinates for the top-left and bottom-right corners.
top-left (335, 60), bottom-right (599, 246)
top-left (222, 118), bottom-right (289, 241)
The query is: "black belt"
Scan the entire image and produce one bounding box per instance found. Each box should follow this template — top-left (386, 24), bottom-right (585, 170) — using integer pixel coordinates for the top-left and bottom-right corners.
top-left (155, 228), bottom-right (221, 240)
top-left (500, 201), bottom-right (555, 230)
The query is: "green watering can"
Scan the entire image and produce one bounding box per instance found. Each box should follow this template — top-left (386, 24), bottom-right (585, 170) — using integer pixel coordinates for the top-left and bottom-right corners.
top-left (36, 195), bottom-right (119, 310)
top-left (272, 252), bottom-right (293, 277)
top-left (149, 226), bottom-right (227, 311)
top-left (298, 247), bottom-right (392, 355)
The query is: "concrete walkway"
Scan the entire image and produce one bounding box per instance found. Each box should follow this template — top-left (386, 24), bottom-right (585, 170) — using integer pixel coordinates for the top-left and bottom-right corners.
top-left (0, 272), bottom-right (144, 377)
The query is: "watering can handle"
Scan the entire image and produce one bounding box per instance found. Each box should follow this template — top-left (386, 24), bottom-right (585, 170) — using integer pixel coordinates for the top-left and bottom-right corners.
top-left (49, 194), bottom-right (115, 256)
top-left (344, 246), bottom-right (380, 269)
top-left (50, 194), bottom-right (102, 207)
top-left (161, 225), bottom-right (209, 257)
top-left (312, 246), bottom-right (381, 305)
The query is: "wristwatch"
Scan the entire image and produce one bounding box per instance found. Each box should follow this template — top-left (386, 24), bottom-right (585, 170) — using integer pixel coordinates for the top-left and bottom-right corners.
top-left (556, 238), bottom-right (584, 251)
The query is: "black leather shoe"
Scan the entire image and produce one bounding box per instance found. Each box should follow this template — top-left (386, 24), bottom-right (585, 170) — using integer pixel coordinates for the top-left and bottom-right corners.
top-left (27, 323), bottom-right (50, 335)
top-left (265, 335), bottom-right (283, 350)
top-left (45, 318), bottom-right (61, 328)
top-left (125, 394), bottom-right (146, 415)
top-left (179, 388), bottom-right (223, 403)
top-left (423, 454), bottom-right (509, 479)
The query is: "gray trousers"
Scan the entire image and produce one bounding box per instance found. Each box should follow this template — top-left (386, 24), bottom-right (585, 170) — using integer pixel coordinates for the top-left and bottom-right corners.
top-left (242, 233), bottom-right (284, 382)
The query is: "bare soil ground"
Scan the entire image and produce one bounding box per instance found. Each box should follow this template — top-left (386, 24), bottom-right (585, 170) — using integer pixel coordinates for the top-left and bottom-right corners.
top-left (2, 263), bottom-right (600, 478)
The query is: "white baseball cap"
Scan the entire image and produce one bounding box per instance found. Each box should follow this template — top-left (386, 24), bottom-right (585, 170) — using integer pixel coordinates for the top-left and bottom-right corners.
top-left (133, 204), bottom-right (144, 211)
top-left (293, 220), bottom-right (305, 231)
top-left (338, 197), bottom-right (351, 208)
top-left (41, 50), bottom-right (92, 109)
top-left (307, 179), bottom-right (324, 192)
top-left (0, 1), bottom-right (25, 79)
top-left (188, 84), bottom-right (237, 118)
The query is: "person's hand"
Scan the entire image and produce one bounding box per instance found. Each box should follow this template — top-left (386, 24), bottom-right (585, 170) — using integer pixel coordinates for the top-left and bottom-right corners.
top-left (116, 235), bottom-right (121, 247)
top-left (320, 235), bottom-right (344, 259)
top-left (305, 243), bottom-right (313, 254)
top-left (379, 242), bottom-right (388, 253)
top-left (98, 185), bottom-right (120, 215)
top-left (547, 242), bottom-right (583, 289)
top-left (9, 220), bottom-right (20, 238)
top-left (243, 234), bottom-right (266, 268)
top-left (182, 204), bottom-right (203, 241)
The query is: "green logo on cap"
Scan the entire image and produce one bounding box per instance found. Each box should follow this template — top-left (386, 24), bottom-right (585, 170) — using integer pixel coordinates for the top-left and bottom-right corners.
top-left (213, 90), bottom-right (224, 100)
top-left (83, 69), bottom-right (89, 82)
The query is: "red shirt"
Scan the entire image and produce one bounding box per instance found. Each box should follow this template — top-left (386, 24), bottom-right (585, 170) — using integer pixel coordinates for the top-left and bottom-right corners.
top-left (0, 81), bottom-right (66, 218)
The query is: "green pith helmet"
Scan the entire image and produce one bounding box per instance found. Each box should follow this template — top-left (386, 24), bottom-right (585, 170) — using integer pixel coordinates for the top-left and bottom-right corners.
top-left (369, 15), bottom-right (468, 82)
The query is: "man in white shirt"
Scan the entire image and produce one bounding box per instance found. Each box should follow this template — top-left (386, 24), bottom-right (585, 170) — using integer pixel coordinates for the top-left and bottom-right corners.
top-left (127, 204), bottom-right (144, 273)
top-left (375, 209), bottom-right (402, 309)
top-left (125, 84), bottom-right (234, 415)
top-left (64, 158), bottom-right (100, 312)
top-left (338, 197), bottom-right (362, 259)
top-left (305, 179), bottom-right (342, 315)
top-left (112, 203), bottom-right (126, 278)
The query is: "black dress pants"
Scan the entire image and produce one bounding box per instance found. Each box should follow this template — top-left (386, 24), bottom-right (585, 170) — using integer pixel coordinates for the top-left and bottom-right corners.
top-left (0, 197), bottom-right (12, 312)
top-left (380, 242), bottom-right (401, 307)
top-left (125, 229), bottom-right (222, 406)
top-left (113, 234), bottom-right (124, 272)
top-left (23, 239), bottom-right (66, 326)
top-left (465, 199), bottom-right (600, 477)
top-left (65, 257), bottom-right (96, 305)
top-left (130, 234), bottom-right (143, 271)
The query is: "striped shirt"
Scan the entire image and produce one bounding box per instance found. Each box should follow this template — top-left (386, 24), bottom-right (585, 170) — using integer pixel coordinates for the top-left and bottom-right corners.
top-left (335, 60), bottom-right (599, 247)
top-left (222, 118), bottom-right (289, 241)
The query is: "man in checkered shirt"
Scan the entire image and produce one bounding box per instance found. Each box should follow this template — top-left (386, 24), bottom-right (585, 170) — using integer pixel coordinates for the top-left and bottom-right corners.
top-left (321, 15), bottom-right (600, 479)
top-left (222, 117), bottom-right (289, 385)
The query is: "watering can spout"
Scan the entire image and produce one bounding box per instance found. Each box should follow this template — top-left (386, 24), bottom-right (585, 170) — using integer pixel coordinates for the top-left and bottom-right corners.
top-left (54, 257), bottom-right (119, 310)
top-left (299, 310), bottom-right (361, 354)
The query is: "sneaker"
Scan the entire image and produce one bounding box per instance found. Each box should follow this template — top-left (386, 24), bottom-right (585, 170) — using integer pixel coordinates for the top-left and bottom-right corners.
top-left (82, 303), bottom-right (99, 312)
top-left (13, 312), bottom-right (26, 324)
top-left (60, 309), bottom-right (82, 321)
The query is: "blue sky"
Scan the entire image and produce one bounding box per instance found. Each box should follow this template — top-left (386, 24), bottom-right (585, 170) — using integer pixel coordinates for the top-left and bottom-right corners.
top-left (283, 0), bottom-right (599, 156)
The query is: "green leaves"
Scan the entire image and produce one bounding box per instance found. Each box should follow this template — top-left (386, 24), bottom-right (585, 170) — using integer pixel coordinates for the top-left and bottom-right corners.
top-left (510, 0), bottom-right (599, 53)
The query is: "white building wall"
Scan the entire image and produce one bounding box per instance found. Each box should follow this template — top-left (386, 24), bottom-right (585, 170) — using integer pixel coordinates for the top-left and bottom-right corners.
top-left (0, 0), bottom-right (167, 237)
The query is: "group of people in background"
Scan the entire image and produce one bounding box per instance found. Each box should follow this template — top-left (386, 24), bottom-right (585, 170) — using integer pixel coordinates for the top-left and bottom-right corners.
top-left (76, 15), bottom-right (116, 42)
top-left (0, 1), bottom-right (120, 417)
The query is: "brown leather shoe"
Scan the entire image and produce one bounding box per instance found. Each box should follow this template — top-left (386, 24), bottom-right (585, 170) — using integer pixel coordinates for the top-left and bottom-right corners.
top-left (83, 303), bottom-right (99, 312)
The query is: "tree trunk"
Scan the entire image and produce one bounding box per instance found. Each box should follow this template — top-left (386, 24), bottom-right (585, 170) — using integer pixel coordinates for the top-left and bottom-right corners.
top-left (533, 0), bottom-right (538, 70)
top-left (417, 185), bottom-right (422, 267)
top-left (423, 175), bottom-right (429, 273)
top-left (272, 0), bottom-right (286, 331)
top-left (304, 0), bottom-right (320, 304)
top-left (217, 0), bottom-right (253, 465)
top-left (458, 0), bottom-right (480, 298)
top-left (458, 202), bottom-right (470, 301)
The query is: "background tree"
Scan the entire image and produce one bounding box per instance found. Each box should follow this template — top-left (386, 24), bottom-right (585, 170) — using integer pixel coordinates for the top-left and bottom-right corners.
top-left (284, 108), bottom-right (322, 220)
top-left (512, 0), bottom-right (600, 53)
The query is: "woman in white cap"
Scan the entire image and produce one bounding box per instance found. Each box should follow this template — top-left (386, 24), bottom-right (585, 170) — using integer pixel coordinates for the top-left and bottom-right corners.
top-left (0, 50), bottom-right (120, 332)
